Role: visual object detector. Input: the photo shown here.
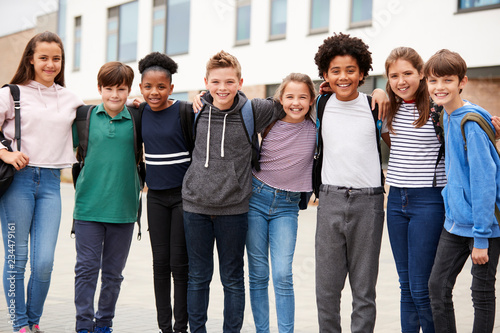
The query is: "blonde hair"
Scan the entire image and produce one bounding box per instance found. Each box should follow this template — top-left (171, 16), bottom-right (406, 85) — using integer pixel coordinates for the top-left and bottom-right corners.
top-left (206, 50), bottom-right (242, 79)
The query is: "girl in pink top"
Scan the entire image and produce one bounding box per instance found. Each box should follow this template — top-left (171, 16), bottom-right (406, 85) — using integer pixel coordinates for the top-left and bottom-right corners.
top-left (246, 73), bottom-right (316, 333)
top-left (0, 32), bottom-right (83, 333)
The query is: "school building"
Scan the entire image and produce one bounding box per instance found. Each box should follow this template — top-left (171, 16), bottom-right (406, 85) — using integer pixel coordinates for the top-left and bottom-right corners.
top-left (1, 0), bottom-right (500, 114)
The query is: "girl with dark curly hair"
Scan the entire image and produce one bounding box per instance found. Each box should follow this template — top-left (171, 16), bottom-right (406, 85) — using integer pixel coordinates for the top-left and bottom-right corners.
top-left (138, 52), bottom-right (191, 333)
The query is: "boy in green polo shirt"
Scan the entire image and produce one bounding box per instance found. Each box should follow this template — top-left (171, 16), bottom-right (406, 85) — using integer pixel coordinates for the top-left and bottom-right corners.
top-left (73, 62), bottom-right (141, 333)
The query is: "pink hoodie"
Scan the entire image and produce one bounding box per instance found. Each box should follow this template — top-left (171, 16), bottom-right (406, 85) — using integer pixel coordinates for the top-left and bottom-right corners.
top-left (0, 80), bottom-right (83, 168)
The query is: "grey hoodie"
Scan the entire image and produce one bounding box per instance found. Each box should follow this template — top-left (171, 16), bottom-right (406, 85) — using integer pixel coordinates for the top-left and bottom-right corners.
top-left (182, 91), bottom-right (282, 215)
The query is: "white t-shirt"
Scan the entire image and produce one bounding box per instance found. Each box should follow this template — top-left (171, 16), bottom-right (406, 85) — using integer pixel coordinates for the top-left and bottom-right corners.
top-left (321, 92), bottom-right (381, 188)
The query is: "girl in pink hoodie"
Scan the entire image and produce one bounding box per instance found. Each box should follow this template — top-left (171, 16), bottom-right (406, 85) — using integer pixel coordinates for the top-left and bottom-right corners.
top-left (0, 31), bottom-right (83, 333)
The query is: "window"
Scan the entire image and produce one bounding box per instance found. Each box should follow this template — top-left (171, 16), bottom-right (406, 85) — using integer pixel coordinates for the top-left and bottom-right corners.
top-left (270, 0), bottom-right (287, 40)
top-left (458, 0), bottom-right (500, 11)
top-left (166, 0), bottom-right (190, 55)
top-left (106, 1), bottom-right (138, 63)
top-left (73, 16), bottom-right (81, 71)
top-left (152, 0), bottom-right (167, 52)
top-left (152, 0), bottom-right (190, 55)
top-left (58, 0), bottom-right (67, 44)
top-left (350, 0), bottom-right (372, 27)
top-left (236, 0), bottom-right (251, 45)
top-left (310, 0), bottom-right (330, 34)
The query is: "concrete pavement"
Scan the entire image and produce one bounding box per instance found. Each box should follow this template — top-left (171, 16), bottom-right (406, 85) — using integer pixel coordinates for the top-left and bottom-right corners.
top-left (0, 182), bottom-right (498, 332)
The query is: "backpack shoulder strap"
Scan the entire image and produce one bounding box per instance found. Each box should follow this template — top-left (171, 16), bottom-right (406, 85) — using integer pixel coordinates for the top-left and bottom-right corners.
top-left (461, 112), bottom-right (498, 153)
top-left (178, 100), bottom-right (195, 152)
top-left (239, 100), bottom-right (261, 170)
top-left (2, 84), bottom-right (21, 151)
top-left (366, 95), bottom-right (385, 185)
top-left (461, 112), bottom-right (500, 222)
top-left (74, 105), bottom-right (95, 162)
top-left (240, 99), bottom-right (254, 144)
top-left (127, 102), bottom-right (146, 164)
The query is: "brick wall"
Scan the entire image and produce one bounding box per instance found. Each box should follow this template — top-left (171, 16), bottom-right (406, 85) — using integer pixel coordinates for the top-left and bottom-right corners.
top-left (462, 78), bottom-right (500, 116)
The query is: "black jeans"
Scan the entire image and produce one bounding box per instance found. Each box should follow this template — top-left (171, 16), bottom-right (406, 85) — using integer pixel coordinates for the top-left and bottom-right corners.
top-left (429, 229), bottom-right (500, 333)
top-left (147, 187), bottom-right (189, 333)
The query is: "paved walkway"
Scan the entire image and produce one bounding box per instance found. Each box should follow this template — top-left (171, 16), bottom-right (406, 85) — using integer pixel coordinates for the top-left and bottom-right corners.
top-left (0, 182), bottom-right (498, 332)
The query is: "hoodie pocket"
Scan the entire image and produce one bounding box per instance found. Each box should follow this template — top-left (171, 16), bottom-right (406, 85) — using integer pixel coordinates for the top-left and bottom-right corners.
top-left (445, 184), bottom-right (472, 225)
top-left (183, 159), bottom-right (245, 207)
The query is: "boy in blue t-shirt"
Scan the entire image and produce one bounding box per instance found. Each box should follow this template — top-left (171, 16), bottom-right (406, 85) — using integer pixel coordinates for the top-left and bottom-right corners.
top-left (73, 62), bottom-right (141, 333)
top-left (425, 49), bottom-right (500, 333)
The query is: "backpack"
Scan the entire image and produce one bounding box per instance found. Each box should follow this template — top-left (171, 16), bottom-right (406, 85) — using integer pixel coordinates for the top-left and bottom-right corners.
top-left (459, 112), bottom-right (500, 222)
top-left (192, 99), bottom-right (260, 169)
top-left (72, 104), bottom-right (145, 239)
top-left (312, 94), bottom-right (383, 199)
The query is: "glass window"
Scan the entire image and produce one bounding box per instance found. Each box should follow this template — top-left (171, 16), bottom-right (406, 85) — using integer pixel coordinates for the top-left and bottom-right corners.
top-left (73, 16), bottom-right (81, 71)
top-left (459, 0), bottom-right (500, 10)
top-left (152, 0), bottom-right (166, 52)
top-left (58, 0), bottom-right (67, 44)
top-left (310, 0), bottom-right (329, 33)
top-left (106, 2), bottom-right (138, 63)
top-left (351, 0), bottom-right (372, 25)
top-left (236, 0), bottom-right (251, 44)
top-left (270, 0), bottom-right (287, 39)
top-left (119, 1), bottom-right (138, 62)
top-left (166, 0), bottom-right (190, 55)
top-left (170, 92), bottom-right (189, 101)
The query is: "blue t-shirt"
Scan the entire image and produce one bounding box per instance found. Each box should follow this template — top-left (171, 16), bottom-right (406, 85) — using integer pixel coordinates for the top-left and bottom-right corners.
top-left (142, 100), bottom-right (190, 190)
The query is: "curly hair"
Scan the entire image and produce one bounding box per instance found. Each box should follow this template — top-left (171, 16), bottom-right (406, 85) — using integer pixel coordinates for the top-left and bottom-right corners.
top-left (138, 52), bottom-right (178, 82)
top-left (314, 32), bottom-right (372, 86)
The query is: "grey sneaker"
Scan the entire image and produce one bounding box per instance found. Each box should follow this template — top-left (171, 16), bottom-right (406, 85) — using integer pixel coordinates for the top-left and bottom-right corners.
top-left (18, 327), bottom-right (31, 333)
top-left (31, 324), bottom-right (44, 333)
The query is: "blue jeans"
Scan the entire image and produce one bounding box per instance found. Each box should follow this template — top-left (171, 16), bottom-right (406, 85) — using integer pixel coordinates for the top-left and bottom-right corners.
top-left (387, 186), bottom-right (444, 333)
top-left (183, 211), bottom-right (247, 333)
top-left (0, 167), bottom-right (62, 331)
top-left (74, 220), bottom-right (134, 332)
top-left (246, 177), bottom-right (299, 333)
top-left (429, 229), bottom-right (500, 333)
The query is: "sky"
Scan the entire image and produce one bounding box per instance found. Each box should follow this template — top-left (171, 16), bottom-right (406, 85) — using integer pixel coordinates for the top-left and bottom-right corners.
top-left (0, 0), bottom-right (59, 37)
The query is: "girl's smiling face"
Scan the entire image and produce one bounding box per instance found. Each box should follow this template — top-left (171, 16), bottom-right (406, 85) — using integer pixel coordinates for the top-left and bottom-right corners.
top-left (140, 70), bottom-right (174, 111)
top-left (388, 59), bottom-right (423, 102)
top-left (30, 41), bottom-right (62, 87)
top-left (280, 81), bottom-right (314, 123)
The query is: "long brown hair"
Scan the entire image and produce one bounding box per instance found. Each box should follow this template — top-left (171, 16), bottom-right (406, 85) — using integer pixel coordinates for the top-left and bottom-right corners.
top-left (385, 47), bottom-right (429, 132)
top-left (273, 73), bottom-right (317, 120)
top-left (10, 31), bottom-right (66, 86)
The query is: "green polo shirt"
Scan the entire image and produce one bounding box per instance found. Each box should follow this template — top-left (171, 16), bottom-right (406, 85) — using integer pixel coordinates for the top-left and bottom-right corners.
top-left (73, 103), bottom-right (140, 223)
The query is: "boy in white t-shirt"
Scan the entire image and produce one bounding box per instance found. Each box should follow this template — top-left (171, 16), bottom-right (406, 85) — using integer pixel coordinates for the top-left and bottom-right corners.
top-left (313, 33), bottom-right (386, 333)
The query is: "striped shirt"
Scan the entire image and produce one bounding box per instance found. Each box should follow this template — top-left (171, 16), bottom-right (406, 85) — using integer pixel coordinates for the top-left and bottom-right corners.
top-left (384, 102), bottom-right (446, 187)
top-left (253, 119), bottom-right (316, 192)
top-left (142, 101), bottom-right (190, 190)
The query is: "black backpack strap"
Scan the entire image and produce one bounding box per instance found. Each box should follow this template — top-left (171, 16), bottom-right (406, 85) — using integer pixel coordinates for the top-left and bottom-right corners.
top-left (2, 84), bottom-right (21, 151)
top-left (126, 103), bottom-right (147, 241)
top-left (74, 105), bottom-right (94, 162)
top-left (366, 95), bottom-right (385, 186)
top-left (312, 94), bottom-right (332, 199)
top-left (430, 102), bottom-right (445, 186)
top-left (178, 100), bottom-right (195, 153)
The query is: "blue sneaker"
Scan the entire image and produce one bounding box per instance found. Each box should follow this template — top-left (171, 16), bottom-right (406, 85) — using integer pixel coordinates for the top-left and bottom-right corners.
top-left (94, 327), bottom-right (112, 333)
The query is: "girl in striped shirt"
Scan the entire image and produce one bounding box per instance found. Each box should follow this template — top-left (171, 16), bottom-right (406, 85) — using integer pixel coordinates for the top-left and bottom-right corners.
top-left (246, 73), bottom-right (316, 333)
top-left (382, 47), bottom-right (445, 333)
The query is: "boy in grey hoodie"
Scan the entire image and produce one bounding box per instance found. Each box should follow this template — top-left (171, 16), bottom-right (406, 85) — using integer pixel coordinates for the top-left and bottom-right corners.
top-left (181, 51), bottom-right (281, 333)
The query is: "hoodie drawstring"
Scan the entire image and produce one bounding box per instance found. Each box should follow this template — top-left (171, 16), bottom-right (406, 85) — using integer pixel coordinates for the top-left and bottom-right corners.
top-left (221, 113), bottom-right (228, 158)
top-left (204, 106), bottom-right (212, 168)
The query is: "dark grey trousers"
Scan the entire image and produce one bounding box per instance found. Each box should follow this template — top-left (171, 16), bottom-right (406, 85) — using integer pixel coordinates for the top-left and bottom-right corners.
top-left (315, 185), bottom-right (385, 333)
